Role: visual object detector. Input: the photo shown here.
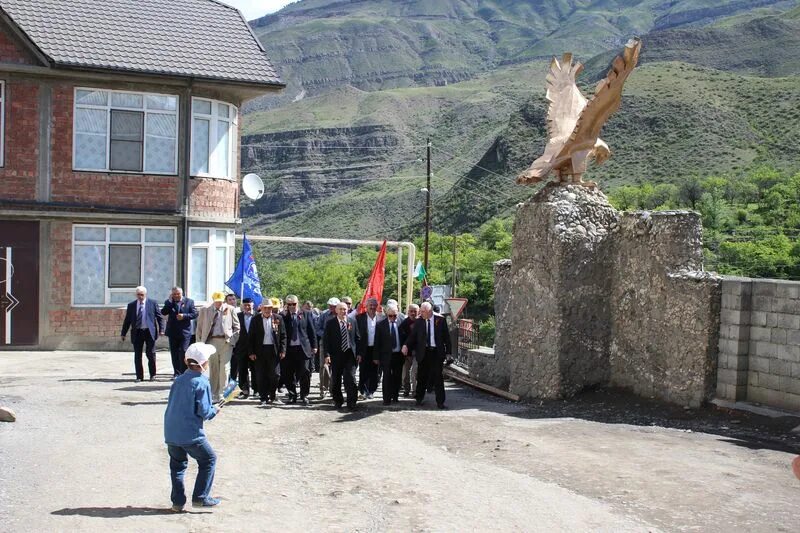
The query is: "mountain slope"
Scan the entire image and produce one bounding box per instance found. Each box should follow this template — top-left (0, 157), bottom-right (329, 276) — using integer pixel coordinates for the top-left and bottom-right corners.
top-left (241, 0), bottom-right (800, 243)
top-left (248, 0), bottom-right (797, 110)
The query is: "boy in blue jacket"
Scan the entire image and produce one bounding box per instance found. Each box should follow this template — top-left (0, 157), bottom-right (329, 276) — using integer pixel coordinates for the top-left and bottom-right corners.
top-left (164, 342), bottom-right (221, 511)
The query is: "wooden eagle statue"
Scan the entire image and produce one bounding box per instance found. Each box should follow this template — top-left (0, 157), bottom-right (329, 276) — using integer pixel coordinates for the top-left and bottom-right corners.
top-left (517, 38), bottom-right (641, 189)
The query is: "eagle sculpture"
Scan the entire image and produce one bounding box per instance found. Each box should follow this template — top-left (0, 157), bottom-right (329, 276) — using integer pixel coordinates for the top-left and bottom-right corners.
top-left (517, 38), bottom-right (641, 189)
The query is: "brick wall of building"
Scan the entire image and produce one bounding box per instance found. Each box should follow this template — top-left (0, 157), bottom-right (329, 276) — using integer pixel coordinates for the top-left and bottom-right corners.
top-left (717, 278), bottom-right (800, 411)
top-left (0, 29), bottom-right (36, 64)
top-left (0, 79), bottom-right (39, 199)
top-left (189, 178), bottom-right (238, 219)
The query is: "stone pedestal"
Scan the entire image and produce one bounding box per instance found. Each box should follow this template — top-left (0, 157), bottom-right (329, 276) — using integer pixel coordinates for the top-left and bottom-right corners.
top-left (494, 184), bottom-right (721, 406)
top-left (501, 185), bottom-right (618, 399)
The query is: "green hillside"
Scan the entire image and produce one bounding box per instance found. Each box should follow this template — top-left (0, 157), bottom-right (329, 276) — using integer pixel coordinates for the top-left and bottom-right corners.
top-left (243, 58), bottom-right (800, 238)
top-left (240, 0), bottom-right (800, 242)
top-left (249, 0), bottom-right (798, 109)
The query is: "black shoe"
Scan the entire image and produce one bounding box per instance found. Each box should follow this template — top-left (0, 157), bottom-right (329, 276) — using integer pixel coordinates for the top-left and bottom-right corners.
top-left (347, 404), bottom-right (357, 411)
top-left (334, 402), bottom-right (344, 409)
top-left (236, 393), bottom-right (249, 400)
top-left (289, 396), bottom-right (298, 404)
top-left (392, 398), bottom-right (399, 403)
top-left (301, 398), bottom-right (310, 406)
top-left (135, 378), bottom-right (143, 383)
top-left (415, 399), bottom-right (423, 406)
top-left (382, 401), bottom-right (391, 406)
top-left (149, 376), bottom-right (156, 381)
top-left (403, 392), bottom-right (410, 398)
top-left (437, 403), bottom-right (447, 409)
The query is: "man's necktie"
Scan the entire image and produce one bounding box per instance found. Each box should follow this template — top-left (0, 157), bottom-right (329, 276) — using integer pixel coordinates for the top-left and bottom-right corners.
top-left (391, 322), bottom-right (398, 352)
top-left (340, 320), bottom-right (349, 353)
top-left (136, 303), bottom-right (144, 329)
top-left (292, 314), bottom-right (298, 341)
top-left (207, 310), bottom-right (220, 342)
top-left (426, 319), bottom-right (431, 347)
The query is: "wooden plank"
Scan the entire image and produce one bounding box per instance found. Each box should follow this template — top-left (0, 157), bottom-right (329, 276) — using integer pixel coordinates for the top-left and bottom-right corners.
top-left (444, 368), bottom-right (521, 402)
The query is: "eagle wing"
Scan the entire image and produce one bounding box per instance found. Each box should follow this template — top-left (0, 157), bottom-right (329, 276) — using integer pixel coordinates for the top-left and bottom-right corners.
top-left (518, 53), bottom-right (588, 183)
top-left (562, 38), bottom-right (641, 153)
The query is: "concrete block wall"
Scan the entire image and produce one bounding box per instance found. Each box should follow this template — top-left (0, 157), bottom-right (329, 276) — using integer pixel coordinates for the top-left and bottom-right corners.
top-left (717, 278), bottom-right (800, 411)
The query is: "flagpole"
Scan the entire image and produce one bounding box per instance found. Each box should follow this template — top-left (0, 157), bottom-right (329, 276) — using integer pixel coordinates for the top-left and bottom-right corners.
top-left (240, 233), bottom-right (246, 301)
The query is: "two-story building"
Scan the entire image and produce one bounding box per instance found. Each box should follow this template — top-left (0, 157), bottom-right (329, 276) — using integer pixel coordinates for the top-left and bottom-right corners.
top-left (0, 0), bottom-right (283, 349)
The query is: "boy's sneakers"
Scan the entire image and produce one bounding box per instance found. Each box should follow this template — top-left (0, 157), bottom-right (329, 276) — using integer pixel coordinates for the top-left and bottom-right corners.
top-left (192, 497), bottom-right (221, 508)
top-left (170, 504), bottom-right (184, 512)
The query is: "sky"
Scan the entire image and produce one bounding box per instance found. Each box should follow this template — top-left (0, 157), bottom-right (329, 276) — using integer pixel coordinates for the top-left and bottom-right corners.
top-left (220, 0), bottom-right (299, 20)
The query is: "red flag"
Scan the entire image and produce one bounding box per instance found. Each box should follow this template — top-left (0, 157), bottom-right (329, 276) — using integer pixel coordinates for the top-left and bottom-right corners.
top-left (358, 240), bottom-right (387, 314)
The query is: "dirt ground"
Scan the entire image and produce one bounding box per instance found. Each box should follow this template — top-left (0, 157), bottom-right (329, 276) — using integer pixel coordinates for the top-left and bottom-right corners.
top-left (1, 350), bottom-right (798, 532)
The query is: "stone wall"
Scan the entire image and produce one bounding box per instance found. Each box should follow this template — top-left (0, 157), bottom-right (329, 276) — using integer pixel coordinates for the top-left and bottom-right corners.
top-left (716, 278), bottom-right (800, 411)
top-left (609, 212), bottom-right (721, 407)
top-left (493, 184), bottom-right (721, 407)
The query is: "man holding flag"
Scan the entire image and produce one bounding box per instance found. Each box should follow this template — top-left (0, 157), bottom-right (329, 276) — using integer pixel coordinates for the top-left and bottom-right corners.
top-left (226, 234), bottom-right (264, 308)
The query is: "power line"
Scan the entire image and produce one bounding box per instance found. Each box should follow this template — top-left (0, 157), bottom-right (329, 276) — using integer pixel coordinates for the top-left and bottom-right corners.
top-left (241, 143), bottom-right (427, 150)
top-left (249, 158), bottom-right (423, 174)
top-left (262, 174), bottom-right (428, 182)
top-left (431, 144), bottom-right (527, 186)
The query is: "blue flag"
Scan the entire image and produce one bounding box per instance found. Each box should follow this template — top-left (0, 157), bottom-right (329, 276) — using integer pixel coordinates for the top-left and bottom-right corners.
top-left (225, 234), bottom-right (263, 307)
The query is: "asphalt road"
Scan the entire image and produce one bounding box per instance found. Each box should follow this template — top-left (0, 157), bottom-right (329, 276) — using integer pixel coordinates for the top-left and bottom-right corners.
top-left (0, 351), bottom-right (798, 532)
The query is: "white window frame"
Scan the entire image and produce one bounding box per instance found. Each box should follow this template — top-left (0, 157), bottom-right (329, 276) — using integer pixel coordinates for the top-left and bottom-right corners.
top-left (72, 87), bottom-right (179, 175)
top-left (187, 228), bottom-right (235, 305)
top-left (71, 224), bottom-right (177, 307)
top-left (0, 81), bottom-right (5, 167)
top-left (190, 97), bottom-right (238, 180)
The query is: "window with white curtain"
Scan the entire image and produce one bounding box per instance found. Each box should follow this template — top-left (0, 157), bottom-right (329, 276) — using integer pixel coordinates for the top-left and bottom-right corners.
top-left (73, 88), bottom-right (178, 174)
top-left (187, 228), bottom-right (235, 304)
top-left (190, 98), bottom-right (237, 179)
top-left (72, 225), bottom-right (176, 306)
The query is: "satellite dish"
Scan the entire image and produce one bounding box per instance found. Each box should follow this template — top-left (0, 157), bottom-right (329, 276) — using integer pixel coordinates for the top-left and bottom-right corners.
top-left (242, 173), bottom-right (265, 200)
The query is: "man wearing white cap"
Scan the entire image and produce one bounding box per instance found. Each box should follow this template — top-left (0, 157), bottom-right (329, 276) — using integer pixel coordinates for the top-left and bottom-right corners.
top-left (195, 292), bottom-right (240, 402)
top-left (164, 342), bottom-right (221, 511)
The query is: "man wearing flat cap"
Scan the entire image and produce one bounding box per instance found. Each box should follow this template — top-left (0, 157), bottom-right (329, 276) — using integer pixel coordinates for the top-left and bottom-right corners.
top-left (196, 291), bottom-right (240, 402)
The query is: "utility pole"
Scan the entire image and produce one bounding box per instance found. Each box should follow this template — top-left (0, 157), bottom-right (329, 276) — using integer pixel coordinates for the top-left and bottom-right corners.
top-left (424, 137), bottom-right (431, 273)
top-left (451, 234), bottom-right (457, 297)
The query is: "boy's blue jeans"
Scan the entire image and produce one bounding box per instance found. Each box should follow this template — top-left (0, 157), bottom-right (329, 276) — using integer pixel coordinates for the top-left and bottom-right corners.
top-left (167, 440), bottom-right (216, 505)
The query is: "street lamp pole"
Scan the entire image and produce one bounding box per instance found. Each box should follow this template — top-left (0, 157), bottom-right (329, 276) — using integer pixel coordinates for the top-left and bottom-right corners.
top-left (424, 137), bottom-right (431, 273)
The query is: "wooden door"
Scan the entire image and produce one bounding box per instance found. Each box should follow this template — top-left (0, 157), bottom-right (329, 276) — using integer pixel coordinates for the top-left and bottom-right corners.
top-left (0, 221), bottom-right (39, 345)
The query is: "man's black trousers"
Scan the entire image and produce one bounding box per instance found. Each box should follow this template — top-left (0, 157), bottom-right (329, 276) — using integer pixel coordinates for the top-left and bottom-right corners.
top-left (331, 350), bottom-right (358, 407)
top-left (133, 329), bottom-right (156, 380)
top-left (415, 349), bottom-right (445, 406)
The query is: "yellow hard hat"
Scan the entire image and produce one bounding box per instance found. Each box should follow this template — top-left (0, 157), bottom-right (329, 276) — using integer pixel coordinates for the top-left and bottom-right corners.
top-left (270, 297), bottom-right (281, 308)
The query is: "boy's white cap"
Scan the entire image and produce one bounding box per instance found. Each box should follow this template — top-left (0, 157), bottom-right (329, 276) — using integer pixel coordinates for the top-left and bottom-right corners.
top-left (185, 342), bottom-right (216, 365)
top-left (327, 297), bottom-right (340, 306)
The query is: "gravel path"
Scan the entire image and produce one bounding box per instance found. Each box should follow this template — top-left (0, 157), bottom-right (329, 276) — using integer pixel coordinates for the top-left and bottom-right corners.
top-left (1, 351), bottom-right (798, 532)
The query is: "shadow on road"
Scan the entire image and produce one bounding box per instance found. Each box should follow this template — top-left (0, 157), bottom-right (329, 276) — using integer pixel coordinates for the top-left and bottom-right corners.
top-left (492, 387), bottom-right (800, 454)
top-left (61, 378), bottom-right (133, 384)
top-left (115, 385), bottom-right (173, 393)
top-left (121, 400), bottom-right (168, 406)
top-left (51, 506), bottom-right (194, 517)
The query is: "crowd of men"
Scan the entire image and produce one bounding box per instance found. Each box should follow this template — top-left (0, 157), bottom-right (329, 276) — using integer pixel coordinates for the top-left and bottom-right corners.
top-left (121, 286), bottom-right (452, 410)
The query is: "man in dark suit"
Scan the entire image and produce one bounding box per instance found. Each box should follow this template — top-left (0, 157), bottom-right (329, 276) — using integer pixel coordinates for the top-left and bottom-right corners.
top-left (355, 297), bottom-right (389, 399)
top-left (383, 303), bottom-right (407, 404)
top-left (248, 300), bottom-right (287, 404)
top-left (402, 302), bottom-right (451, 408)
top-left (399, 304), bottom-right (419, 397)
top-left (161, 286), bottom-right (197, 378)
top-left (281, 294), bottom-right (318, 406)
top-left (233, 297), bottom-right (258, 399)
top-left (121, 286), bottom-right (164, 382)
top-left (324, 302), bottom-right (360, 409)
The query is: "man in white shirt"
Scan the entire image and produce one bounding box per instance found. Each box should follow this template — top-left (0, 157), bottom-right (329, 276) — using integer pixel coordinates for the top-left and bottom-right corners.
top-left (247, 300), bottom-right (286, 404)
top-left (355, 297), bottom-right (390, 399)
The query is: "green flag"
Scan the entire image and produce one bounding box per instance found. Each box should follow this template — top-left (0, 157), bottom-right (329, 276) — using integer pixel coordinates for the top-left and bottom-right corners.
top-left (413, 261), bottom-right (426, 281)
